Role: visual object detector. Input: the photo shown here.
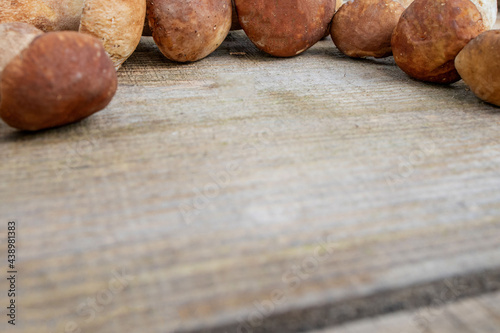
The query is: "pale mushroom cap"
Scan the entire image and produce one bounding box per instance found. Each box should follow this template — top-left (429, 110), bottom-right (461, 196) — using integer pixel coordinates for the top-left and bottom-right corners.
top-left (0, 23), bottom-right (43, 78)
top-left (79, 0), bottom-right (147, 70)
top-left (0, 0), bottom-right (84, 31)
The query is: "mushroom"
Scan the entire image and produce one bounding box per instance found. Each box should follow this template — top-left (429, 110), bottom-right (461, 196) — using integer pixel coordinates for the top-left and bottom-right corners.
top-left (0, 27), bottom-right (117, 131)
top-left (0, 0), bottom-right (146, 70)
top-left (147, 0), bottom-right (232, 62)
top-left (331, 0), bottom-right (405, 58)
top-left (391, 0), bottom-right (486, 84)
top-left (455, 30), bottom-right (500, 106)
top-left (235, 0), bottom-right (337, 57)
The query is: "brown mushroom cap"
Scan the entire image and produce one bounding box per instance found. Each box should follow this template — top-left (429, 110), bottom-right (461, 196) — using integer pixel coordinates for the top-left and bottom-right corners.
top-left (0, 23), bottom-right (43, 79)
top-left (0, 31), bottom-right (117, 131)
top-left (391, 0), bottom-right (485, 84)
top-left (455, 30), bottom-right (500, 106)
top-left (235, 0), bottom-right (336, 57)
top-left (79, 0), bottom-right (146, 70)
top-left (147, 0), bottom-right (232, 63)
top-left (0, 0), bottom-right (84, 31)
top-left (331, 0), bottom-right (405, 58)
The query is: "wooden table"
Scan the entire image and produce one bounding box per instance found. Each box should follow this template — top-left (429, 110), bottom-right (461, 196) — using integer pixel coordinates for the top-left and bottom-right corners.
top-left (1, 20), bottom-right (500, 333)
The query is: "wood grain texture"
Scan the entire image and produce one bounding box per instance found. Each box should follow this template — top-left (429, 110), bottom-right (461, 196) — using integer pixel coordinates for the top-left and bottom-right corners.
top-left (1, 23), bottom-right (500, 333)
top-left (311, 290), bottom-right (500, 333)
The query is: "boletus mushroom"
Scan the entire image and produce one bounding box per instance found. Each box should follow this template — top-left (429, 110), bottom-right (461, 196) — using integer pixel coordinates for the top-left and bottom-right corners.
top-left (455, 30), bottom-right (500, 106)
top-left (147, 0), bottom-right (232, 62)
top-left (0, 24), bottom-right (117, 131)
top-left (234, 0), bottom-right (337, 57)
top-left (331, 0), bottom-right (405, 58)
top-left (391, 0), bottom-right (486, 84)
top-left (0, 0), bottom-right (146, 70)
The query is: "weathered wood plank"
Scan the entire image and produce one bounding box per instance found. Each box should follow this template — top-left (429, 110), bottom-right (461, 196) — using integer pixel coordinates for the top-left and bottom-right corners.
top-left (1, 19), bottom-right (500, 333)
top-left (310, 290), bottom-right (500, 333)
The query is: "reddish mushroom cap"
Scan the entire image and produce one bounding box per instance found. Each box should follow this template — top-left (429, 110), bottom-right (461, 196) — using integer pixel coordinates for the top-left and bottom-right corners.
top-left (331, 0), bottom-right (405, 58)
top-left (391, 0), bottom-right (485, 84)
top-left (235, 0), bottom-right (336, 57)
top-left (0, 31), bottom-right (117, 131)
top-left (147, 0), bottom-right (232, 63)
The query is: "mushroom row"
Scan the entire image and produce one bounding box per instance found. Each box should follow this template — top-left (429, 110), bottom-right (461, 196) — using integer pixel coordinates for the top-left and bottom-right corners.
top-left (0, 0), bottom-right (499, 131)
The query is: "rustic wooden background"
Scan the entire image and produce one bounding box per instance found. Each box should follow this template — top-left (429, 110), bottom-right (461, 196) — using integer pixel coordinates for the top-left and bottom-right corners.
top-left (1, 18), bottom-right (500, 333)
